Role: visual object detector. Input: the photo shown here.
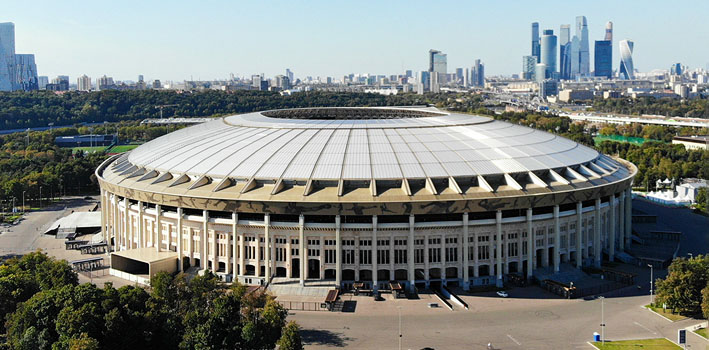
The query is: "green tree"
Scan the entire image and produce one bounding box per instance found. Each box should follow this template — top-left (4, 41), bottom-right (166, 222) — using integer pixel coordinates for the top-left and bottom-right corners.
top-left (702, 284), bottom-right (709, 320)
top-left (655, 255), bottom-right (709, 316)
top-left (277, 321), bottom-right (304, 350)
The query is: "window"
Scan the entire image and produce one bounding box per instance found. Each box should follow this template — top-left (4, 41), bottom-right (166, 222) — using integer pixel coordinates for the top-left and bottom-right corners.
top-left (428, 238), bottom-right (441, 245)
top-left (377, 239), bottom-right (390, 246)
top-left (394, 249), bottom-right (407, 264)
top-left (377, 250), bottom-right (390, 265)
top-left (324, 249), bottom-right (336, 264)
top-left (359, 239), bottom-right (371, 246)
top-left (414, 239), bottom-right (424, 246)
top-left (414, 249), bottom-right (424, 264)
top-left (428, 248), bottom-right (440, 263)
top-left (478, 245), bottom-right (490, 260)
top-left (445, 247), bottom-right (457, 262)
top-left (291, 248), bottom-right (299, 256)
top-left (394, 239), bottom-right (407, 246)
top-left (343, 240), bottom-right (355, 246)
top-left (308, 249), bottom-right (320, 257)
top-left (276, 247), bottom-right (286, 262)
top-left (445, 237), bottom-right (457, 244)
top-left (343, 249), bottom-right (355, 264)
top-left (308, 239), bottom-right (320, 246)
top-left (360, 249), bottom-right (371, 265)
top-left (508, 242), bottom-right (518, 257)
top-left (291, 238), bottom-right (299, 245)
top-left (325, 239), bottom-right (336, 246)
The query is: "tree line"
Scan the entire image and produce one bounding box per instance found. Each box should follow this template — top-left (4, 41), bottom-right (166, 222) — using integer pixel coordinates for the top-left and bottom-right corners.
top-left (592, 97), bottom-right (709, 119)
top-left (0, 90), bottom-right (456, 130)
top-left (0, 252), bottom-right (303, 350)
top-left (654, 255), bottom-right (709, 319)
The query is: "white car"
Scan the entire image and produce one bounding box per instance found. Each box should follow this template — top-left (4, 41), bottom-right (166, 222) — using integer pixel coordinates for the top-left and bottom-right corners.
top-left (496, 291), bottom-right (509, 298)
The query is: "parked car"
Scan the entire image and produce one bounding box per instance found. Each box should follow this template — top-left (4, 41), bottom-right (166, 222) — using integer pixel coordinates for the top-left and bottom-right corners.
top-left (496, 291), bottom-right (509, 298)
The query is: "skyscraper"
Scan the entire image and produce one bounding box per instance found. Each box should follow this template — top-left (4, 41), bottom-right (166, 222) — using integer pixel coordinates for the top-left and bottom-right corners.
top-left (0, 23), bottom-right (16, 91)
top-left (559, 24), bottom-right (571, 80)
top-left (0, 23), bottom-right (38, 91)
top-left (14, 54), bottom-right (37, 91)
top-left (571, 16), bottom-right (590, 78)
top-left (670, 63), bottom-right (682, 76)
top-left (535, 63), bottom-right (547, 83)
top-left (604, 21), bottom-right (613, 41)
top-left (522, 55), bottom-right (537, 80)
top-left (531, 22), bottom-right (541, 63)
top-left (77, 75), bottom-right (91, 91)
top-left (455, 67), bottom-right (464, 84)
top-left (429, 49), bottom-right (447, 89)
top-left (540, 29), bottom-right (557, 79)
top-left (471, 59), bottom-right (484, 87)
top-left (619, 40), bottom-right (634, 80)
top-left (286, 68), bottom-right (294, 83)
top-left (594, 40), bottom-right (612, 78)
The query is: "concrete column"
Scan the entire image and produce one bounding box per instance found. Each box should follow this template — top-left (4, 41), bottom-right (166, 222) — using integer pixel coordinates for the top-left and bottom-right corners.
top-left (213, 220), bottom-right (219, 273)
top-left (100, 189), bottom-right (107, 245)
top-left (319, 236), bottom-right (324, 281)
top-left (389, 232), bottom-right (395, 283)
top-left (594, 198), bottom-right (602, 267)
top-left (473, 223), bottom-right (479, 278)
top-left (299, 214), bottom-right (305, 285)
top-left (335, 215), bottom-right (341, 288)
top-left (440, 235), bottom-right (446, 284)
top-left (372, 215), bottom-right (378, 291)
top-left (202, 210), bottom-right (209, 270)
top-left (609, 195), bottom-right (616, 262)
top-left (354, 237), bottom-right (360, 281)
top-left (618, 191), bottom-right (625, 251)
top-left (138, 201), bottom-right (144, 248)
top-left (408, 214), bottom-right (415, 291)
top-left (495, 210), bottom-right (503, 287)
top-left (576, 202), bottom-right (583, 268)
top-left (255, 231), bottom-right (260, 277)
top-left (423, 233), bottom-right (430, 283)
top-left (124, 200), bottom-right (129, 249)
top-left (462, 213), bottom-right (470, 290)
top-left (232, 212), bottom-right (238, 279)
top-left (526, 208), bottom-right (533, 278)
top-left (112, 196), bottom-right (118, 250)
top-left (177, 208), bottom-right (183, 272)
top-left (286, 233), bottom-right (292, 279)
top-left (553, 205), bottom-right (560, 273)
top-left (239, 215), bottom-right (245, 276)
top-left (264, 213), bottom-right (271, 281)
top-left (155, 204), bottom-right (162, 252)
top-left (626, 188), bottom-right (633, 248)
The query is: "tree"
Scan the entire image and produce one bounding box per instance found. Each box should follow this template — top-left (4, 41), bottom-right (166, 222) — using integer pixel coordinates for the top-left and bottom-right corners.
top-left (277, 321), bottom-right (304, 350)
top-left (655, 255), bottom-right (709, 316)
top-left (702, 284), bottom-right (709, 320)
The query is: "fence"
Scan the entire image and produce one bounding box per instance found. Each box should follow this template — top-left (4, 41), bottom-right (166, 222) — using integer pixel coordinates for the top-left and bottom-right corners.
top-left (277, 300), bottom-right (329, 312)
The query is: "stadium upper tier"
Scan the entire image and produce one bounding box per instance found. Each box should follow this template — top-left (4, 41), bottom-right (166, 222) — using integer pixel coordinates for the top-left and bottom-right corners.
top-left (100, 107), bottom-right (632, 204)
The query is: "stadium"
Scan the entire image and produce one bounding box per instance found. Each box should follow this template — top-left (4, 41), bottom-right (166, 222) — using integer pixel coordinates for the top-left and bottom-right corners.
top-left (96, 107), bottom-right (636, 291)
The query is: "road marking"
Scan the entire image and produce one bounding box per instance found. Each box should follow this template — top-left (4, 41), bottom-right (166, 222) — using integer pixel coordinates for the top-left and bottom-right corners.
top-left (507, 334), bottom-right (521, 346)
top-left (633, 321), bottom-right (657, 335)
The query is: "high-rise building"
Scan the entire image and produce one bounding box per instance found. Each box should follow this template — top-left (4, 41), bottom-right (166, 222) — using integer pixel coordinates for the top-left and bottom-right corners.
top-left (559, 25), bottom-right (571, 80)
top-left (540, 29), bottom-right (557, 78)
top-left (97, 75), bottom-right (115, 90)
top-left (531, 22), bottom-right (541, 63)
top-left (594, 40), bottom-right (612, 78)
top-left (286, 68), bottom-right (294, 83)
top-left (535, 63), bottom-right (547, 83)
top-left (463, 68), bottom-right (470, 87)
top-left (670, 63), bottom-right (682, 76)
top-left (604, 21), bottom-right (613, 41)
top-left (14, 54), bottom-right (37, 91)
top-left (0, 23), bottom-right (16, 91)
top-left (38, 76), bottom-right (48, 89)
top-left (471, 59), bottom-right (485, 87)
top-left (570, 16), bottom-right (590, 78)
top-left (429, 49), bottom-right (446, 74)
top-left (77, 74), bottom-right (91, 91)
top-left (153, 80), bottom-right (161, 89)
top-left (49, 75), bottom-right (69, 91)
top-left (619, 39), bottom-right (634, 80)
top-left (455, 68), bottom-right (464, 84)
top-left (522, 55), bottom-right (537, 80)
top-left (0, 23), bottom-right (38, 91)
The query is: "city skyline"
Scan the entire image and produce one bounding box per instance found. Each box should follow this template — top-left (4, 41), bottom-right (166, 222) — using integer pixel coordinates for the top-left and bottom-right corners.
top-left (4, 0), bottom-right (709, 81)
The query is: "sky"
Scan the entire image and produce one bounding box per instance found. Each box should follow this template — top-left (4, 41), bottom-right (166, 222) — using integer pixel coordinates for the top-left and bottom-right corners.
top-left (5, 0), bottom-right (709, 82)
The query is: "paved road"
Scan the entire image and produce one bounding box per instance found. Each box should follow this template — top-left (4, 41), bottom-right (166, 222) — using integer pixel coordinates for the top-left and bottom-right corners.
top-left (292, 289), bottom-right (708, 349)
top-left (632, 198), bottom-right (709, 257)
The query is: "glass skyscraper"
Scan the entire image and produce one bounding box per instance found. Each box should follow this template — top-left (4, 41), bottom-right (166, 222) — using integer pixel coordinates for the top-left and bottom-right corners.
top-left (594, 40), bottom-right (612, 78)
top-left (0, 22), bottom-right (37, 91)
top-left (570, 16), bottom-right (590, 78)
top-left (541, 29), bottom-right (557, 79)
top-left (559, 25), bottom-right (571, 80)
top-left (619, 40), bottom-right (634, 80)
top-left (531, 22), bottom-right (541, 63)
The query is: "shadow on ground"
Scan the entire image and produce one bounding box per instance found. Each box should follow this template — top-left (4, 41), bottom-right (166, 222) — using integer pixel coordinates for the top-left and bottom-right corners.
top-left (301, 329), bottom-right (353, 347)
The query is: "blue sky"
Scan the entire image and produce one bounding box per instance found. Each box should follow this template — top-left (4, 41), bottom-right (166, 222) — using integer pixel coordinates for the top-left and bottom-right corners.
top-left (5, 0), bottom-right (709, 81)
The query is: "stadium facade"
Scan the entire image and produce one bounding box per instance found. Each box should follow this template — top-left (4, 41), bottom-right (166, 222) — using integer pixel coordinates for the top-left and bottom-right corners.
top-left (96, 107), bottom-right (636, 291)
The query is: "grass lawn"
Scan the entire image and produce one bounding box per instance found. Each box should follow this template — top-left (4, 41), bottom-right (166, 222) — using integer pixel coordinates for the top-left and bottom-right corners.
top-left (695, 328), bottom-right (708, 339)
top-left (71, 146), bottom-right (108, 153)
top-left (593, 134), bottom-right (663, 146)
top-left (592, 338), bottom-right (680, 349)
top-left (645, 304), bottom-right (687, 321)
top-left (108, 144), bottom-right (140, 153)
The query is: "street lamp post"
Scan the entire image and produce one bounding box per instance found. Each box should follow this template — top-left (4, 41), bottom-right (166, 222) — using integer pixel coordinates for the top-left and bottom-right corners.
top-left (648, 264), bottom-right (654, 306)
top-left (599, 296), bottom-right (605, 345)
top-left (22, 191), bottom-right (26, 213)
top-left (397, 306), bottom-right (402, 350)
top-left (39, 186), bottom-right (42, 208)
